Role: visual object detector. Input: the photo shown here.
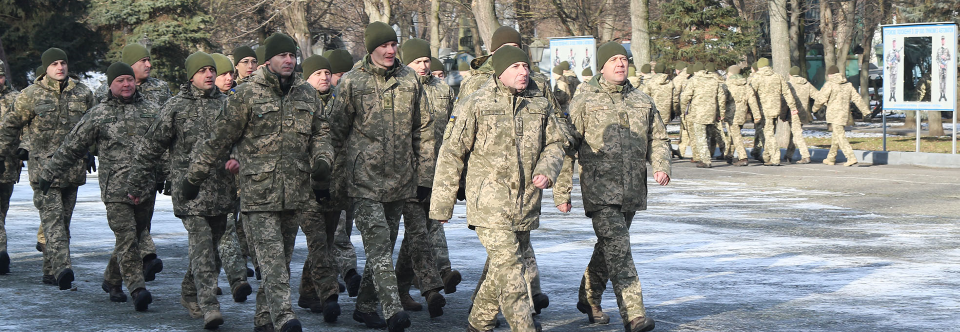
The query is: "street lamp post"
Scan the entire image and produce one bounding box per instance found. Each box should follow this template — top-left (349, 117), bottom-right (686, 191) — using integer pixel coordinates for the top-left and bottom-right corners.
top-left (528, 39), bottom-right (546, 68)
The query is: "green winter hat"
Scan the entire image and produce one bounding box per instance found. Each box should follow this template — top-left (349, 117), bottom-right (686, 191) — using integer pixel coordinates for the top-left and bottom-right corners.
top-left (827, 65), bottom-right (839, 75)
top-left (232, 46), bottom-right (257, 66)
top-left (41, 48), bottom-right (68, 71)
top-left (255, 46), bottom-right (267, 63)
top-left (727, 65), bottom-right (741, 76)
top-left (628, 66), bottom-right (636, 77)
top-left (789, 66), bottom-right (800, 76)
top-left (264, 33), bottom-right (297, 63)
top-left (758, 57), bottom-right (770, 68)
top-left (597, 42), bottom-right (627, 69)
top-left (185, 51), bottom-right (216, 78)
top-left (430, 57), bottom-right (444, 72)
top-left (705, 62), bottom-right (716, 72)
top-left (751, 62), bottom-right (759, 70)
top-left (401, 38), bottom-right (431, 65)
top-left (491, 26), bottom-right (522, 52)
top-left (675, 61), bottom-right (688, 70)
top-left (654, 63), bottom-right (665, 74)
top-left (323, 49), bottom-right (353, 74)
top-left (553, 61), bottom-right (570, 74)
top-left (301, 54), bottom-right (331, 79)
top-left (582, 67), bottom-right (593, 76)
top-left (531, 64), bottom-right (540, 74)
top-left (364, 21), bottom-right (398, 54)
top-left (492, 45), bottom-right (528, 77)
top-left (121, 44), bottom-right (150, 65)
top-left (640, 64), bottom-right (650, 73)
top-left (458, 61), bottom-right (470, 71)
top-left (106, 62), bottom-right (135, 85)
top-left (688, 62), bottom-right (704, 75)
top-left (211, 53), bottom-right (234, 76)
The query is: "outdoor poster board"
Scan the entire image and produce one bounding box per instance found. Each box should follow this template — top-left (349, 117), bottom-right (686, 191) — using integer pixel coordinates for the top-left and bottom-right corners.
top-left (548, 37), bottom-right (597, 88)
top-left (881, 23), bottom-right (957, 111)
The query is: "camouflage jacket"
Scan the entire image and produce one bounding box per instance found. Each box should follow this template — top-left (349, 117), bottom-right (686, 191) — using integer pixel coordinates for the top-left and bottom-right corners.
top-left (554, 77), bottom-right (671, 213)
top-left (788, 75), bottom-right (817, 124)
top-left (628, 76), bottom-right (641, 90)
top-left (326, 55), bottom-right (433, 202)
top-left (642, 73), bottom-right (677, 121)
top-left (811, 73), bottom-right (870, 125)
top-left (0, 75), bottom-right (94, 186)
top-left (312, 89), bottom-right (352, 212)
top-left (671, 73), bottom-right (691, 115)
top-left (724, 75), bottom-right (761, 126)
top-left (421, 74), bottom-right (455, 155)
top-left (128, 84), bottom-right (237, 216)
top-left (680, 72), bottom-right (726, 125)
top-left (186, 66), bottom-right (333, 212)
top-left (42, 92), bottom-right (159, 203)
top-left (553, 72), bottom-right (581, 110)
top-left (96, 76), bottom-right (172, 106)
top-left (0, 86), bottom-right (22, 183)
top-left (429, 78), bottom-right (568, 231)
top-left (751, 67), bottom-right (797, 118)
top-left (458, 56), bottom-right (561, 111)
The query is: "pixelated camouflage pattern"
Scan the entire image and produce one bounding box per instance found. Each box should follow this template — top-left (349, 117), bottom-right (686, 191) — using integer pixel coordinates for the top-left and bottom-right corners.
top-left (0, 86), bottom-right (22, 184)
top-left (102, 199), bottom-right (155, 293)
top-left (680, 71), bottom-right (726, 125)
top-left (788, 75), bottom-right (817, 124)
top-left (724, 75), bottom-right (761, 159)
top-left (641, 73), bottom-right (678, 122)
top-left (396, 201), bottom-right (443, 294)
top-left (751, 67), bottom-right (797, 118)
top-left (578, 207), bottom-right (647, 323)
top-left (420, 74), bottom-right (455, 156)
top-left (352, 198), bottom-right (404, 318)
top-left (245, 210), bottom-right (300, 328)
top-left (812, 74), bottom-right (869, 126)
top-left (181, 215), bottom-right (227, 314)
top-left (468, 227), bottom-right (537, 332)
top-left (34, 186), bottom-right (77, 276)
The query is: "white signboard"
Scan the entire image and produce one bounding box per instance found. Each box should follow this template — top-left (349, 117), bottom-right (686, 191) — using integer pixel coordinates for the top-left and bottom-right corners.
top-left (882, 23), bottom-right (957, 111)
top-left (548, 37), bottom-right (597, 88)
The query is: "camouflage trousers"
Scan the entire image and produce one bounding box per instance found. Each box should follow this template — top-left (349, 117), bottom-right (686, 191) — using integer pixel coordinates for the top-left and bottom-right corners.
top-left (0, 182), bottom-right (13, 253)
top-left (103, 199), bottom-right (154, 293)
top-left (352, 198), bottom-right (404, 318)
top-left (32, 185), bottom-right (77, 277)
top-left (245, 210), bottom-right (300, 328)
top-left (784, 113), bottom-right (810, 160)
top-left (678, 114), bottom-right (691, 158)
top-left (826, 124), bottom-right (857, 163)
top-left (728, 124), bottom-right (749, 160)
top-left (472, 228), bottom-right (542, 303)
top-left (425, 209), bottom-right (452, 273)
top-left (217, 212), bottom-right (248, 290)
top-left (469, 227), bottom-right (536, 332)
top-left (708, 122), bottom-right (727, 159)
top-left (233, 209), bottom-right (259, 272)
top-left (332, 209), bottom-right (358, 278)
top-left (752, 118), bottom-right (765, 160)
top-left (579, 206), bottom-right (647, 323)
top-left (761, 117), bottom-right (781, 163)
top-left (395, 200), bottom-right (444, 295)
top-left (181, 215), bottom-right (227, 314)
top-left (691, 123), bottom-right (713, 166)
top-left (298, 203), bottom-right (339, 303)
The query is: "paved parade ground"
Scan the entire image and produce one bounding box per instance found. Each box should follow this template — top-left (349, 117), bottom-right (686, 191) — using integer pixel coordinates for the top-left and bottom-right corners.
top-left (1, 160), bottom-right (958, 331)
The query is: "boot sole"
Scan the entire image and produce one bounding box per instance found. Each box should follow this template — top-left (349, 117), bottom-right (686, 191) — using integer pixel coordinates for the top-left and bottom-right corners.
top-left (203, 316), bottom-right (224, 330)
top-left (143, 258), bottom-right (163, 282)
top-left (134, 290), bottom-right (153, 312)
top-left (233, 283), bottom-right (252, 302)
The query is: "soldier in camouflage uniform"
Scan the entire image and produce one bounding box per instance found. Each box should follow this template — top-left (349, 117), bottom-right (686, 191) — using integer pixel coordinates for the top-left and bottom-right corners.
top-left (393, 39), bottom-right (457, 316)
top-left (555, 42), bottom-right (666, 332)
top-left (751, 58), bottom-right (798, 166)
top-left (786, 66), bottom-right (816, 164)
top-left (294, 54), bottom-right (343, 322)
top-left (127, 53), bottom-right (254, 328)
top-left (703, 63), bottom-right (728, 161)
top-left (552, 61), bottom-right (577, 112)
top-left (680, 62), bottom-right (726, 168)
top-left (232, 46), bottom-right (258, 85)
top-left (672, 62), bottom-right (691, 158)
top-left (810, 65), bottom-right (871, 167)
top-left (41, 62), bottom-right (156, 310)
top-left (724, 65), bottom-right (762, 166)
top-left (431, 46), bottom-right (567, 332)
top-left (627, 64), bottom-right (641, 88)
top-left (212, 53), bottom-right (236, 95)
top-left (0, 61), bottom-right (21, 274)
top-left (325, 22), bottom-right (435, 331)
top-left (0, 48), bottom-right (94, 289)
top-left (181, 33), bottom-right (331, 332)
top-left (642, 63), bottom-right (683, 159)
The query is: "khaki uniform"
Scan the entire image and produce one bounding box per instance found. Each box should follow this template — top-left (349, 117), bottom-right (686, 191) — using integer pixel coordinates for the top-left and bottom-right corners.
top-left (326, 55), bottom-right (434, 319)
top-left (430, 77), bottom-right (567, 332)
top-left (751, 67), bottom-right (797, 164)
top-left (786, 75), bottom-right (818, 160)
top-left (811, 73), bottom-right (870, 164)
top-left (680, 71), bottom-right (726, 166)
top-left (186, 66), bottom-right (333, 328)
top-left (43, 91), bottom-right (159, 295)
top-left (0, 85), bottom-right (21, 257)
top-left (672, 73), bottom-right (692, 157)
top-left (642, 73), bottom-right (678, 124)
top-left (553, 71), bottom-right (581, 113)
top-left (724, 75), bottom-right (761, 160)
top-left (0, 75), bottom-right (93, 279)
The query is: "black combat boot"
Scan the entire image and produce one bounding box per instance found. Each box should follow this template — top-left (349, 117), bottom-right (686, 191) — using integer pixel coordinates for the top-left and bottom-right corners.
top-left (386, 311), bottom-right (411, 332)
top-left (232, 281), bottom-right (252, 302)
top-left (425, 289), bottom-right (446, 318)
top-left (310, 295), bottom-right (340, 323)
top-left (279, 318), bottom-right (302, 332)
top-left (56, 268), bottom-right (74, 290)
top-left (0, 251), bottom-right (9, 274)
top-left (132, 288), bottom-right (153, 311)
top-left (625, 316), bottom-right (656, 332)
top-left (399, 292), bottom-right (422, 311)
top-left (102, 280), bottom-right (127, 302)
top-left (142, 255), bottom-right (163, 282)
top-left (344, 269), bottom-right (361, 297)
top-left (42, 274), bottom-right (55, 285)
top-left (353, 310), bottom-right (386, 328)
top-left (532, 293), bottom-right (549, 314)
top-left (442, 269), bottom-right (462, 294)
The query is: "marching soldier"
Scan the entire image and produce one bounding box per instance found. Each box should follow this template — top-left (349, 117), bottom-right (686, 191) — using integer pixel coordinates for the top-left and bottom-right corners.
top-left (680, 62), bottom-right (726, 168)
top-left (643, 63), bottom-right (683, 159)
top-left (786, 66), bottom-right (816, 164)
top-left (672, 61), bottom-right (691, 158)
top-left (211, 53), bottom-right (236, 95)
top-left (811, 65), bottom-right (871, 167)
top-left (0, 60), bottom-right (20, 274)
top-left (750, 58), bottom-right (798, 166)
top-left (95, 44), bottom-right (172, 106)
top-left (724, 65), bottom-right (762, 166)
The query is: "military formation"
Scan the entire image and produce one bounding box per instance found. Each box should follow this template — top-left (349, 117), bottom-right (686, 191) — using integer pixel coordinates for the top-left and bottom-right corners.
top-left (0, 17), bottom-right (882, 332)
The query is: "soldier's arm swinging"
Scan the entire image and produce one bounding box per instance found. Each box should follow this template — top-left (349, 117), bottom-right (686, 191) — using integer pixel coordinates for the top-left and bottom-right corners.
top-left (429, 100), bottom-right (478, 222)
top-left (41, 112), bottom-right (101, 191)
top-left (185, 92), bottom-right (249, 191)
top-left (648, 104), bottom-right (672, 186)
top-left (127, 104), bottom-right (178, 200)
top-left (0, 95), bottom-right (37, 175)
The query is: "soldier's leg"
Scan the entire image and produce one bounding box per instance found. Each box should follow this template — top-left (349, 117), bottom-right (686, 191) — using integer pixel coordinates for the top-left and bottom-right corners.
top-left (790, 114), bottom-right (810, 160)
top-left (763, 117), bottom-right (780, 163)
top-left (298, 205), bottom-right (339, 310)
top-left (218, 213), bottom-right (248, 293)
top-left (399, 202), bottom-right (444, 296)
top-left (833, 123), bottom-right (857, 163)
top-left (721, 122), bottom-right (733, 160)
top-left (103, 202), bottom-right (146, 295)
top-left (752, 118), bottom-right (765, 160)
top-left (730, 124), bottom-right (748, 160)
top-left (595, 207), bottom-right (648, 323)
top-left (424, 213), bottom-right (451, 273)
top-left (516, 230), bottom-right (546, 311)
top-left (692, 123), bottom-right (711, 166)
top-left (333, 209), bottom-right (359, 280)
top-left (678, 115), bottom-right (691, 158)
top-left (180, 215), bottom-right (223, 317)
top-left (37, 224), bottom-right (45, 252)
top-left (353, 198), bottom-right (404, 319)
top-left (826, 124), bottom-right (840, 163)
top-left (0, 182), bottom-right (12, 273)
top-left (468, 227), bottom-right (536, 332)
top-left (578, 240), bottom-right (608, 307)
top-left (33, 186), bottom-right (72, 282)
top-left (246, 211), bottom-right (299, 328)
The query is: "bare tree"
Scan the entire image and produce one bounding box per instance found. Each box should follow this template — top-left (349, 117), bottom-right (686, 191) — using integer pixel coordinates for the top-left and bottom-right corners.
top-left (473, 0), bottom-right (500, 50)
top-left (283, 0), bottom-right (313, 57)
top-left (631, 0), bottom-right (650, 66)
top-left (820, 0), bottom-right (856, 71)
top-left (430, 0), bottom-right (442, 56)
top-left (365, 0), bottom-right (391, 23)
top-left (769, 0), bottom-right (791, 76)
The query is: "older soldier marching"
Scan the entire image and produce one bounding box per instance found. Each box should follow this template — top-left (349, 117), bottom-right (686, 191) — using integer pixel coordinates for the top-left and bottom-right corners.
top-left (724, 65), bottom-right (762, 166)
top-left (786, 66), bottom-right (817, 164)
top-left (431, 46), bottom-right (568, 332)
top-left (0, 48), bottom-right (94, 289)
top-left (556, 41), bottom-right (666, 332)
top-left (0, 60), bottom-right (20, 274)
top-left (680, 62), bottom-right (726, 168)
top-left (42, 62), bottom-right (158, 311)
top-left (325, 22), bottom-right (434, 332)
top-left (181, 33), bottom-right (333, 332)
top-left (751, 58), bottom-right (798, 166)
top-left (811, 65), bottom-right (871, 167)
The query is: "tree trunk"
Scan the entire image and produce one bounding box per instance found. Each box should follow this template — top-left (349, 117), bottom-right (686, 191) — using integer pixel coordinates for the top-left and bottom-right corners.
top-left (516, 0), bottom-right (535, 46)
top-left (769, 0), bottom-right (791, 77)
top-left (472, 0), bottom-right (499, 52)
top-left (282, 0), bottom-right (312, 57)
top-left (364, 0), bottom-right (391, 23)
top-left (630, 0), bottom-right (650, 67)
top-left (820, 0), bottom-right (856, 71)
top-left (788, 0), bottom-right (802, 66)
top-left (429, 0), bottom-right (441, 57)
top-left (904, 111), bottom-right (916, 128)
top-left (599, 0), bottom-right (615, 42)
top-left (929, 111), bottom-right (945, 136)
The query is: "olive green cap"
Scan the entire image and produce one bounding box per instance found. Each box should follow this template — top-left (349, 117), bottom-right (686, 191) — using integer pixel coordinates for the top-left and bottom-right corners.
top-left (727, 65), bottom-right (741, 76)
top-left (596, 42), bottom-right (627, 69)
top-left (364, 21), bottom-right (398, 54)
top-left (705, 62), bottom-right (716, 72)
top-left (185, 51), bottom-right (216, 78)
top-left (675, 61), bottom-right (688, 70)
top-left (256, 46), bottom-right (266, 63)
top-left (121, 44), bottom-right (150, 65)
top-left (628, 66), bottom-right (636, 77)
top-left (553, 61), bottom-right (570, 75)
top-left (106, 62), bottom-right (135, 85)
top-left (263, 33), bottom-right (297, 63)
top-left (430, 57), bottom-right (444, 72)
top-left (323, 49), bottom-right (353, 74)
top-left (41, 48), bottom-right (68, 71)
top-left (582, 67), bottom-right (593, 76)
top-left (232, 46), bottom-right (257, 66)
top-left (301, 54), bottom-right (331, 79)
top-left (211, 53), bottom-right (234, 76)
top-left (758, 57), bottom-right (770, 68)
top-left (654, 63), bottom-right (665, 74)
top-left (640, 64), bottom-right (650, 73)
top-left (790, 66), bottom-right (800, 76)
top-left (400, 38), bottom-right (431, 65)
top-left (458, 61), bottom-right (470, 71)
top-left (491, 26), bottom-right (522, 52)
top-left (827, 65), bottom-right (839, 75)
top-left (492, 45), bottom-right (528, 77)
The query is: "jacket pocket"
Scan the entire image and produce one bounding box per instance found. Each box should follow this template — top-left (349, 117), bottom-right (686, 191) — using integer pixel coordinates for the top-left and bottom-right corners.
top-left (33, 104), bottom-right (58, 131)
top-left (249, 99), bottom-right (280, 137)
top-left (241, 159), bottom-right (276, 205)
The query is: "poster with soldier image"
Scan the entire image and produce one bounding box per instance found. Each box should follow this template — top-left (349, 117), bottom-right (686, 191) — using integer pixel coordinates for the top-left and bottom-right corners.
top-left (548, 36), bottom-right (597, 88)
top-left (882, 23), bottom-right (957, 112)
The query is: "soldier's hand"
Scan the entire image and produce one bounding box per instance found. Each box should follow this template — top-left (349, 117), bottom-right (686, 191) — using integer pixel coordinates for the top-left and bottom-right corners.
top-left (38, 177), bottom-right (53, 195)
top-left (225, 159), bottom-right (240, 175)
top-left (654, 171), bottom-right (670, 186)
top-left (85, 152), bottom-right (97, 173)
top-left (16, 148), bottom-right (29, 161)
top-left (312, 160), bottom-right (331, 181)
top-left (456, 186), bottom-right (466, 201)
top-left (533, 174), bottom-right (552, 189)
top-left (127, 194), bottom-right (142, 205)
top-left (557, 203), bottom-right (571, 213)
top-left (314, 189), bottom-right (331, 204)
top-left (180, 178), bottom-right (201, 200)
top-left (416, 186), bottom-right (432, 201)
top-left (791, 109), bottom-right (799, 115)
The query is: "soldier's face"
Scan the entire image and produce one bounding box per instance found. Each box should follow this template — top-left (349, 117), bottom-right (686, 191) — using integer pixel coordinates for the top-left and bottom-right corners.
top-left (236, 57), bottom-right (258, 78)
top-left (110, 75), bottom-right (136, 99)
top-left (0, 75), bottom-right (5, 86)
top-left (331, 72), bottom-right (344, 87)
top-left (307, 69), bottom-right (332, 93)
top-left (268, 52), bottom-right (296, 77)
top-left (407, 57), bottom-right (431, 76)
top-left (191, 66), bottom-right (216, 91)
top-left (131, 57), bottom-right (152, 82)
top-left (499, 62), bottom-right (529, 92)
top-left (371, 41), bottom-right (398, 69)
top-left (601, 55), bottom-right (629, 85)
top-left (46, 60), bottom-right (68, 81)
top-left (215, 71), bottom-right (234, 93)
top-left (432, 70), bottom-right (445, 79)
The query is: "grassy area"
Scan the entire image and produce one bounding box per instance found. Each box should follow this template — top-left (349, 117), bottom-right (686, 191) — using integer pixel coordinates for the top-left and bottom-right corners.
top-left (668, 134), bottom-right (960, 154)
